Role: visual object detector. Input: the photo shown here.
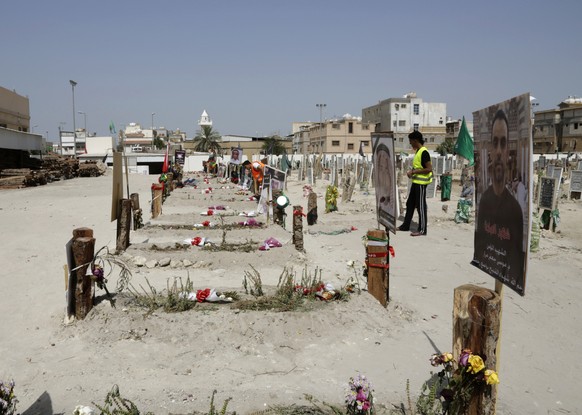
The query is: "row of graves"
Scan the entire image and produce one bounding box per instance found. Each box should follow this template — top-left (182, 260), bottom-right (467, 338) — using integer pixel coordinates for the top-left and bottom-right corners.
top-left (534, 157), bottom-right (582, 232)
top-left (65, 110), bottom-right (537, 414)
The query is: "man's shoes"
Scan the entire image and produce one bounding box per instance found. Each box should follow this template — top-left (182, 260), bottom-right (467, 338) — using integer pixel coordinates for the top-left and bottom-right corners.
top-left (397, 225), bottom-right (410, 231)
top-left (410, 232), bottom-right (425, 237)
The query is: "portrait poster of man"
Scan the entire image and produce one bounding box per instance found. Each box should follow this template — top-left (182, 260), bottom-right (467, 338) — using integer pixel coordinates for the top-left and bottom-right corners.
top-left (174, 150), bottom-right (186, 165)
top-left (230, 147), bottom-right (243, 165)
top-left (471, 93), bottom-right (532, 296)
top-left (372, 133), bottom-right (397, 233)
top-left (264, 165), bottom-right (287, 191)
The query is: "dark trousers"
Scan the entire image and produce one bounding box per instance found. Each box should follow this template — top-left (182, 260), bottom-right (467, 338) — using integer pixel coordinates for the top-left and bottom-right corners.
top-left (402, 183), bottom-right (428, 234)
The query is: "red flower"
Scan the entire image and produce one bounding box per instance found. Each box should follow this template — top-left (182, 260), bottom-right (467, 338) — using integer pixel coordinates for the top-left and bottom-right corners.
top-left (196, 288), bottom-right (211, 302)
top-left (191, 237), bottom-right (202, 246)
top-left (207, 210), bottom-right (214, 216)
top-left (202, 220), bottom-right (211, 227)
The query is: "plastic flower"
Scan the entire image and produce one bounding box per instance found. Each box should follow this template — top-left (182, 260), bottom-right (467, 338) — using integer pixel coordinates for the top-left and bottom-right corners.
top-left (442, 352), bottom-right (454, 363)
top-left (459, 348), bottom-right (471, 366)
top-left (484, 369), bottom-right (500, 385)
top-left (468, 354), bottom-right (485, 374)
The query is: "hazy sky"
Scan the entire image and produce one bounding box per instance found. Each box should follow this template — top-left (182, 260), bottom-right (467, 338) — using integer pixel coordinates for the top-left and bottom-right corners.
top-left (3, 0), bottom-right (581, 141)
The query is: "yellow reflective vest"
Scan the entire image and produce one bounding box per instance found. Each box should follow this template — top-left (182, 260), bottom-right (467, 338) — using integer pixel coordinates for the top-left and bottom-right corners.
top-left (412, 146), bottom-right (433, 185)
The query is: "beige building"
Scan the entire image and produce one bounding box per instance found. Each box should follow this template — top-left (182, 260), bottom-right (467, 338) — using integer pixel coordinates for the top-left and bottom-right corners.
top-left (292, 115), bottom-right (374, 155)
top-left (533, 97), bottom-right (582, 154)
top-left (362, 92), bottom-right (447, 152)
top-left (0, 86), bottom-right (30, 132)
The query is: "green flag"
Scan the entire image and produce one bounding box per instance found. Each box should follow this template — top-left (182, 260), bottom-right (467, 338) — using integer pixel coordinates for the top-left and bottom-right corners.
top-left (109, 121), bottom-right (116, 134)
top-left (454, 116), bottom-right (474, 166)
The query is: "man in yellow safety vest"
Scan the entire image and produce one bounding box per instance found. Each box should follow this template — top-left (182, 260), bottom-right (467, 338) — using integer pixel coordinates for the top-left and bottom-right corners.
top-left (398, 130), bottom-right (433, 236)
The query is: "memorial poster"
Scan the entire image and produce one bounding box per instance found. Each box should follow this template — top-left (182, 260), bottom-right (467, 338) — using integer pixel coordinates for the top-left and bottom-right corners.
top-left (471, 93), bottom-right (532, 296)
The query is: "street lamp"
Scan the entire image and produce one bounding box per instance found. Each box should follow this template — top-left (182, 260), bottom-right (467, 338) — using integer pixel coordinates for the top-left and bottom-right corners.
top-left (69, 80), bottom-right (77, 158)
top-left (151, 112), bottom-right (155, 130)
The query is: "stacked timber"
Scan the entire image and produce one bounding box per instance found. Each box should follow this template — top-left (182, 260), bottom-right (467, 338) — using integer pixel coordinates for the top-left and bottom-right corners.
top-left (0, 168), bottom-right (49, 187)
top-left (41, 155), bottom-right (78, 180)
top-left (78, 161), bottom-right (106, 177)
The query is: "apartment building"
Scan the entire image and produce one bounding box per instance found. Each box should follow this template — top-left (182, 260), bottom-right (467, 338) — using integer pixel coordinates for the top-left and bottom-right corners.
top-left (0, 86), bottom-right (30, 132)
top-left (533, 96), bottom-right (582, 154)
top-left (362, 92), bottom-right (447, 152)
top-left (291, 115), bottom-right (374, 155)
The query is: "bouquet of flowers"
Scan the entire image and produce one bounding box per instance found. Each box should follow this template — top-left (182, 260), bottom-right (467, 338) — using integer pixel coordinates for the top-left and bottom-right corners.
top-left (345, 374), bottom-right (374, 415)
top-left (430, 349), bottom-right (499, 414)
top-left (0, 379), bottom-right (17, 415)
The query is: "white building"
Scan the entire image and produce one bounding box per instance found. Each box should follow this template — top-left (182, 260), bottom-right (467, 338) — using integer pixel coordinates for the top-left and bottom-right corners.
top-left (362, 92), bottom-right (447, 151)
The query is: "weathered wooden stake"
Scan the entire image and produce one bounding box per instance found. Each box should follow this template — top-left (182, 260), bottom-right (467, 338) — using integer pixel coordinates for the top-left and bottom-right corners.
top-left (366, 229), bottom-right (389, 307)
top-left (453, 284), bottom-right (501, 415)
top-left (307, 192), bottom-right (318, 225)
top-left (116, 198), bottom-right (132, 252)
top-left (151, 183), bottom-right (163, 218)
top-left (130, 192), bottom-right (143, 230)
top-left (71, 228), bottom-right (95, 320)
top-left (292, 205), bottom-right (304, 251)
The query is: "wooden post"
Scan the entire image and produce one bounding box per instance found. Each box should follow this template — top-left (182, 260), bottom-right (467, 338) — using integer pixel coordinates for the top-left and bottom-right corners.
top-left (71, 229), bottom-right (95, 320)
top-left (151, 183), bottom-right (163, 218)
top-left (116, 198), bottom-right (132, 252)
top-left (453, 284), bottom-right (502, 414)
top-left (292, 205), bottom-right (304, 251)
top-left (366, 229), bottom-right (389, 307)
top-left (307, 192), bottom-right (318, 225)
top-left (130, 193), bottom-right (143, 230)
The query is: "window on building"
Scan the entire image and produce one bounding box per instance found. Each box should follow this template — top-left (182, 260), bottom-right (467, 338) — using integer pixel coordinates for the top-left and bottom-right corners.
top-left (429, 137), bottom-right (434, 142)
top-left (362, 124), bottom-right (369, 130)
top-left (575, 123), bottom-right (579, 129)
top-left (439, 117), bottom-right (444, 125)
top-left (347, 143), bottom-right (354, 150)
top-left (413, 123), bottom-right (419, 131)
top-left (395, 104), bottom-right (400, 110)
top-left (393, 120), bottom-right (397, 127)
top-left (363, 141), bottom-right (369, 146)
top-left (332, 140), bottom-right (340, 146)
top-left (413, 104), bottom-right (419, 115)
top-left (332, 123), bottom-right (340, 129)
top-left (401, 104), bottom-right (407, 108)
top-left (399, 138), bottom-right (404, 142)
top-left (399, 120), bottom-right (406, 127)
top-left (348, 122), bottom-right (353, 133)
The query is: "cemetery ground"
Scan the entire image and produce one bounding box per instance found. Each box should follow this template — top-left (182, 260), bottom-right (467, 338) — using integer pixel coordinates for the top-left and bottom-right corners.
top-left (0, 171), bottom-right (581, 414)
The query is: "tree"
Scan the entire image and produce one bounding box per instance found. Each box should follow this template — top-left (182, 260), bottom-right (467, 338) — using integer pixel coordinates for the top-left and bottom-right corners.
top-left (194, 125), bottom-right (223, 154)
top-left (261, 135), bottom-right (287, 156)
top-left (436, 136), bottom-right (455, 156)
top-left (153, 137), bottom-right (165, 150)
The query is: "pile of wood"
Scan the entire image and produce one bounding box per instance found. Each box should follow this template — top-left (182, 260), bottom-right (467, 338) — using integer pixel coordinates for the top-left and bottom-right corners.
top-left (41, 155), bottom-right (78, 180)
top-left (79, 161), bottom-right (106, 177)
top-left (0, 168), bottom-right (48, 188)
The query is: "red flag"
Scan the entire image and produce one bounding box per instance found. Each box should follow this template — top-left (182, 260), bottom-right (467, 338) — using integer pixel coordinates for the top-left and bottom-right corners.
top-left (162, 143), bottom-right (169, 173)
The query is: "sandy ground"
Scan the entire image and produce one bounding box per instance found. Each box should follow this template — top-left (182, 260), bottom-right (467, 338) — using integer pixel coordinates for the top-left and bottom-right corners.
top-left (1, 168), bottom-right (581, 415)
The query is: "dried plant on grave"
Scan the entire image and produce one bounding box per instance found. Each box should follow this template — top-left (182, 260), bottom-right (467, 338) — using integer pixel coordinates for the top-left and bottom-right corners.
top-left (207, 389), bottom-right (233, 415)
top-left (238, 266), bottom-right (352, 312)
top-left (92, 384), bottom-right (153, 415)
top-left (91, 246), bottom-right (133, 297)
top-left (126, 275), bottom-right (197, 314)
top-left (242, 265), bottom-right (264, 297)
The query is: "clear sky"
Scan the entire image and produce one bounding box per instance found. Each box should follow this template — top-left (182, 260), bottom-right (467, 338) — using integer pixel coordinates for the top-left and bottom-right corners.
top-left (3, 0), bottom-right (581, 141)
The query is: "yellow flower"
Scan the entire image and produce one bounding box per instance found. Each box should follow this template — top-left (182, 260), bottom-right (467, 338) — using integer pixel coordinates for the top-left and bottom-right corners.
top-left (442, 352), bottom-right (454, 363)
top-left (467, 355), bottom-right (485, 374)
top-left (484, 369), bottom-right (500, 385)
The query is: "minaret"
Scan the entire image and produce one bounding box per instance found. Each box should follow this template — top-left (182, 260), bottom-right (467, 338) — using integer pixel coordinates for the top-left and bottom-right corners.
top-left (198, 110), bottom-right (212, 127)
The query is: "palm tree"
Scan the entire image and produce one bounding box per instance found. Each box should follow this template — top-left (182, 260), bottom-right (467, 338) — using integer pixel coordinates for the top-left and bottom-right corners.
top-left (194, 125), bottom-right (222, 154)
top-left (261, 135), bottom-right (287, 156)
